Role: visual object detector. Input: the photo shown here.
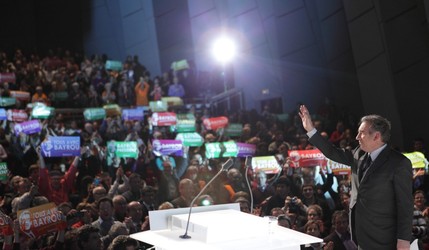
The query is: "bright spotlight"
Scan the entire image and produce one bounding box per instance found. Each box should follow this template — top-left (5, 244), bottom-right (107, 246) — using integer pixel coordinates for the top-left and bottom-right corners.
top-left (212, 37), bottom-right (236, 64)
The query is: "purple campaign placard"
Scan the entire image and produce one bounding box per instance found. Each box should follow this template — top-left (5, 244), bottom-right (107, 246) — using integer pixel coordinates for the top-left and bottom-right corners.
top-left (236, 142), bottom-right (256, 157)
top-left (41, 136), bottom-right (80, 157)
top-left (14, 120), bottom-right (41, 136)
top-left (122, 109), bottom-right (144, 121)
top-left (152, 139), bottom-right (183, 157)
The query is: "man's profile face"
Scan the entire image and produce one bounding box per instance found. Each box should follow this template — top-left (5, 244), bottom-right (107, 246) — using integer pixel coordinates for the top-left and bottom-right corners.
top-left (356, 121), bottom-right (378, 152)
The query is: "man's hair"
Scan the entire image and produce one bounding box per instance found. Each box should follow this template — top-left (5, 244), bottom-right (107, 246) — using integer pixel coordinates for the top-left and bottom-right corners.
top-left (107, 235), bottom-right (139, 250)
top-left (97, 196), bottom-right (113, 210)
top-left (331, 210), bottom-right (349, 227)
top-left (360, 115), bottom-right (391, 143)
top-left (77, 225), bottom-right (99, 249)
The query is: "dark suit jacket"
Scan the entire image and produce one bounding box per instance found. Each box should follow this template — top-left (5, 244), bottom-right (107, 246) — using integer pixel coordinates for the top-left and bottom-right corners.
top-left (309, 132), bottom-right (413, 249)
top-left (324, 231), bottom-right (347, 250)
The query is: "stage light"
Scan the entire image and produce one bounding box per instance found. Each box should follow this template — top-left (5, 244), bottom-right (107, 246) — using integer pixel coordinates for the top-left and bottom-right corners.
top-left (211, 37), bottom-right (236, 64)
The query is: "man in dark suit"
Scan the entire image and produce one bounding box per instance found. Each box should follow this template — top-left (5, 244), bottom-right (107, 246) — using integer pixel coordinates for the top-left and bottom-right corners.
top-left (299, 105), bottom-right (412, 250)
top-left (324, 210), bottom-right (357, 250)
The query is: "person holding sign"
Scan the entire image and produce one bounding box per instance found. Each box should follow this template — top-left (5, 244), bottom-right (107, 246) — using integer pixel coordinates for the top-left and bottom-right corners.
top-left (299, 105), bottom-right (413, 250)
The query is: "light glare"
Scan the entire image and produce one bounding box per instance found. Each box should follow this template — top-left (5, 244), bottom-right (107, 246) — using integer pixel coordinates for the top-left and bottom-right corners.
top-left (212, 37), bottom-right (236, 63)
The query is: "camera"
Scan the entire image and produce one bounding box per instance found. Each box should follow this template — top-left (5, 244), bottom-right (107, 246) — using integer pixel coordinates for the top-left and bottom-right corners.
top-left (291, 197), bottom-right (298, 204)
top-left (289, 197), bottom-right (300, 214)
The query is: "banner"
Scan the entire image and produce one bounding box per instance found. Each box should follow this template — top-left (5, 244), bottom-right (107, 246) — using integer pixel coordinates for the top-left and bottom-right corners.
top-left (403, 151), bottom-right (429, 169)
top-left (205, 142), bottom-right (222, 159)
top-left (0, 162), bottom-right (8, 181)
top-left (326, 159), bottom-right (351, 175)
top-left (114, 141), bottom-right (138, 158)
top-left (14, 120), bottom-right (41, 136)
top-left (175, 113), bottom-right (196, 133)
top-left (171, 59), bottom-right (189, 71)
top-left (251, 156), bottom-right (282, 174)
top-left (10, 91), bottom-right (30, 101)
top-left (122, 108), bottom-right (144, 121)
top-left (236, 143), bottom-right (256, 157)
top-left (32, 105), bottom-right (54, 119)
top-left (149, 101), bottom-right (168, 112)
top-left (0, 72), bottom-right (16, 83)
top-left (161, 97), bottom-right (183, 107)
top-left (0, 97), bottom-right (16, 107)
top-left (52, 91), bottom-right (68, 101)
top-left (0, 212), bottom-right (13, 236)
top-left (105, 60), bottom-right (123, 71)
top-left (175, 132), bottom-right (204, 147)
top-left (17, 203), bottom-right (65, 239)
top-left (225, 123), bottom-right (243, 137)
top-left (41, 136), bottom-right (80, 157)
top-left (83, 108), bottom-right (106, 121)
top-left (103, 104), bottom-right (121, 117)
top-left (151, 112), bottom-right (177, 126)
top-left (203, 116), bottom-right (228, 130)
top-left (288, 149), bottom-right (327, 168)
top-left (7, 109), bottom-right (28, 122)
top-left (222, 141), bottom-right (238, 157)
top-left (152, 139), bottom-right (183, 157)
top-left (0, 108), bottom-right (6, 120)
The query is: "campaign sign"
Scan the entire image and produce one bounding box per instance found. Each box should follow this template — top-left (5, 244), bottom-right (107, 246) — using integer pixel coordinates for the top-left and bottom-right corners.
top-left (175, 113), bottom-right (196, 133)
top-left (32, 106), bottom-right (55, 119)
top-left (0, 212), bottom-right (13, 236)
top-left (225, 123), bottom-right (243, 137)
top-left (0, 72), bottom-right (16, 83)
top-left (149, 101), bottom-right (168, 112)
top-left (288, 149), bottom-right (327, 168)
top-left (52, 91), bottom-right (68, 101)
top-left (236, 143), bottom-right (256, 157)
top-left (122, 108), bottom-right (144, 121)
top-left (0, 108), bottom-right (6, 120)
top-left (152, 139), bottom-right (183, 157)
top-left (105, 60), bottom-right (123, 71)
top-left (161, 97), bottom-right (183, 107)
top-left (115, 141), bottom-right (138, 158)
top-left (203, 116), bottom-right (229, 130)
top-left (151, 112), bottom-right (177, 126)
top-left (7, 109), bottom-right (28, 122)
top-left (326, 159), bottom-right (351, 175)
top-left (10, 91), bottom-right (30, 101)
top-left (0, 162), bottom-right (8, 181)
top-left (205, 142), bottom-right (222, 159)
top-left (14, 120), bottom-right (41, 136)
top-left (83, 108), bottom-right (106, 121)
top-left (0, 97), bottom-right (16, 107)
top-left (175, 132), bottom-right (204, 147)
top-left (41, 136), bottom-right (80, 157)
top-left (222, 141), bottom-right (238, 157)
top-left (18, 203), bottom-right (65, 239)
top-left (251, 156), bottom-right (282, 174)
top-left (404, 151), bottom-right (429, 169)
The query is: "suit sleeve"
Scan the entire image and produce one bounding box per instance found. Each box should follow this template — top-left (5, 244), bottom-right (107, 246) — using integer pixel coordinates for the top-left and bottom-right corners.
top-left (308, 132), bottom-right (354, 166)
top-left (394, 156), bottom-right (413, 241)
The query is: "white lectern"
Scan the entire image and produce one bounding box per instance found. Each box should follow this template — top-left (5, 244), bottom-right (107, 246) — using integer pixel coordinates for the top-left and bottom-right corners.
top-left (131, 203), bottom-right (322, 250)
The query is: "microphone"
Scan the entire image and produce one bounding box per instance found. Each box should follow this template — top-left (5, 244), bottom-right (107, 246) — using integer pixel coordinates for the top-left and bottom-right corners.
top-left (179, 158), bottom-right (234, 239)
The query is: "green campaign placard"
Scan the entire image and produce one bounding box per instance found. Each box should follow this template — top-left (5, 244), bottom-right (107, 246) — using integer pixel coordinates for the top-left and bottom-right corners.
top-left (115, 141), bottom-right (138, 158)
top-left (205, 142), bottom-right (222, 159)
top-left (222, 141), bottom-right (238, 157)
top-left (0, 162), bottom-right (7, 181)
top-left (149, 101), bottom-right (168, 112)
top-left (105, 60), bottom-right (123, 71)
top-left (175, 132), bottom-right (204, 147)
top-left (225, 123), bottom-right (243, 137)
top-left (52, 92), bottom-right (68, 101)
top-left (176, 113), bottom-right (196, 133)
top-left (84, 108), bottom-right (106, 121)
top-left (32, 106), bottom-right (55, 119)
top-left (0, 97), bottom-right (16, 107)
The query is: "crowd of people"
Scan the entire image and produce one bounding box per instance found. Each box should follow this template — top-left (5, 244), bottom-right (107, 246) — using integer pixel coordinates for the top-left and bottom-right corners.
top-left (0, 48), bottom-right (427, 250)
